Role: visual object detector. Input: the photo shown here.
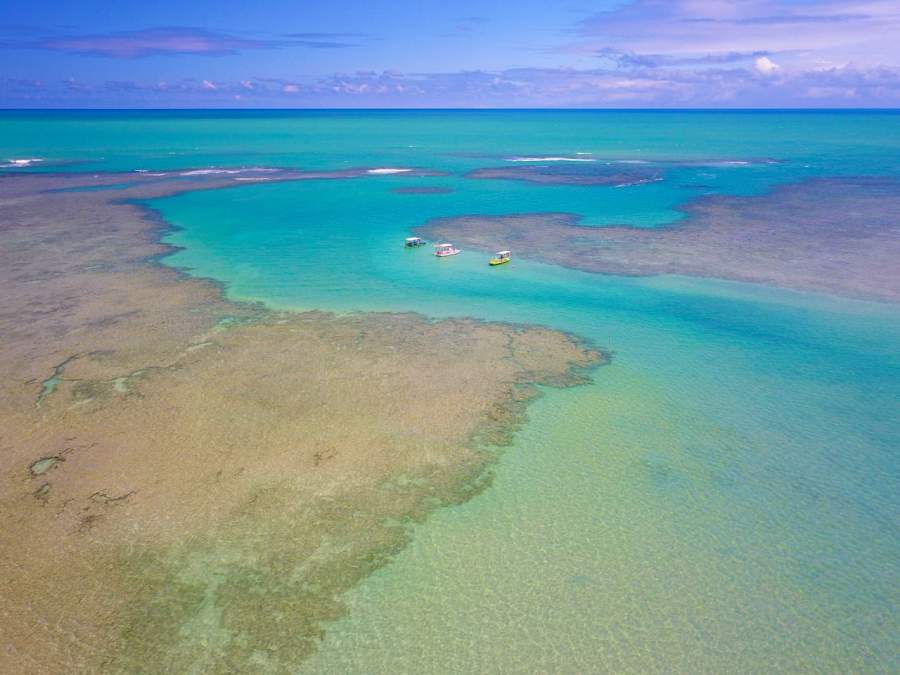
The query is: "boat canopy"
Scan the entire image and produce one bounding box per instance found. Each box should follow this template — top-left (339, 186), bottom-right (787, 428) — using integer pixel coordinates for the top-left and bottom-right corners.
top-left (406, 236), bottom-right (422, 242)
top-left (496, 250), bottom-right (511, 256)
top-left (436, 243), bottom-right (454, 248)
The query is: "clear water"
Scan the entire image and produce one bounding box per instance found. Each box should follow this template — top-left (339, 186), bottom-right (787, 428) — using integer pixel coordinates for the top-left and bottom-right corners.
top-left (3, 110), bottom-right (898, 672)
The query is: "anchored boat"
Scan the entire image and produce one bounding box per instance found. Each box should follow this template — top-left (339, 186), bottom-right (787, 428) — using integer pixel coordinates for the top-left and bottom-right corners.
top-left (404, 236), bottom-right (426, 248)
top-left (489, 250), bottom-right (511, 266)
top-left (434, 243), bottom-right (460, 257)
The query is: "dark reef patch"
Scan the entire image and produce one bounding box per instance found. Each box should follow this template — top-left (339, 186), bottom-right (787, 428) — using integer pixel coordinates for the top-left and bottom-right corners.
top-left (416, 177), bottom-right (900, 303)
top-left (466, 164), bottom-right (662, 187)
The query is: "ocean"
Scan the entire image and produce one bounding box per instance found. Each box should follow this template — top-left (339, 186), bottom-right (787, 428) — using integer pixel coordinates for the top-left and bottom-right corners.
top-left (2, 109), bottom-right (898, 672)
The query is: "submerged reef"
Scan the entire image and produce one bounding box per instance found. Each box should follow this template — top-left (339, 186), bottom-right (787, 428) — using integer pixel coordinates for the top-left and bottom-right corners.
top-left (466, 163), bottom-right (661, 187)
top-left (0, 170), bottom-right (600, 673)
top-left (417, 177), bottom-right (900, 303)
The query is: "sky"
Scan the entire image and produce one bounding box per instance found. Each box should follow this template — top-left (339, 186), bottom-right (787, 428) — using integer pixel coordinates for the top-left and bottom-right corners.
top-left (1, 0), bottom-right (899, 108)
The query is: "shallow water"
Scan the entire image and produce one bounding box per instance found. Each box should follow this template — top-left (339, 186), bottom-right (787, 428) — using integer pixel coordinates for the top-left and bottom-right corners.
top-left (3, 110), bottom-right (898, 672)
top-left (294, 277), bottom-right (900, 673)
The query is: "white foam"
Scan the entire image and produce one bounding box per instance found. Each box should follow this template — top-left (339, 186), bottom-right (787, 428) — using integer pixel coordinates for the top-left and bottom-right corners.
top-left (694, 160), bottom-right (752, 167)
top-left (506, 156), bottom-right (596, 162)
top-left (179, 167), bottom-right (278, 176)
top-left (3, 158), bottom-right (43, 167)
top-left (367, 168), bottom-right (413, 174)
top-left (180, 169), bottom-right (241, 176)
top-left (613, 177), bottom-right (664, 188)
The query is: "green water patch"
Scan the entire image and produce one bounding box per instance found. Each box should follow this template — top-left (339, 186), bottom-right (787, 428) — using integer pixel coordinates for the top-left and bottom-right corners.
top-left (35, 354), bottom-right (82, 407)
top-left (36, 375), bottom-right (62, 406)
top-left (32, 483), bottom-right (51, 500)
top-left (111, 377), bottom-right (130, 394)
top-left (29, 456), bottom-right (63, 476)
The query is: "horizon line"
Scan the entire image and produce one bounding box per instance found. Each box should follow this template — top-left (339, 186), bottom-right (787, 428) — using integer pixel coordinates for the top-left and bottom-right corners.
top-left (2, 106), bottom-right (900, 112)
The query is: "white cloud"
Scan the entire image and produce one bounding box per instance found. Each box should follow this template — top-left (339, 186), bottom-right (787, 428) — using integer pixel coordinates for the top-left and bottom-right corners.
top-left (754, 56), bottom-right (779, 75)
top-left (571, 0), bottom-right (900, 68)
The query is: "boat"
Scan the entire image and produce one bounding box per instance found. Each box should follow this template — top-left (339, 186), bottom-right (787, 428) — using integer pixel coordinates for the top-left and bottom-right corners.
top-left (404, 236), bottom-right (426, 247)
top-left (434, 243), bottom-right (460, 257)
top-left (489, 250), bottom-right (511, 266)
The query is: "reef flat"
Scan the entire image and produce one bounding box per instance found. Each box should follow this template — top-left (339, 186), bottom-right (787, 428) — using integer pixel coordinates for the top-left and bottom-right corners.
top-left (0, 170), bottom-right (600, 673)
top-left (418, 177), bottom-right (900, 303)
top-left (466, 164), bottom-right (660, 187)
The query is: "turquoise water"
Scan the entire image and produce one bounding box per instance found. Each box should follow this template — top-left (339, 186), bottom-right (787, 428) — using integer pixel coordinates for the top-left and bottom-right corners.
top-left (3, 111), bottom-right (898, 672)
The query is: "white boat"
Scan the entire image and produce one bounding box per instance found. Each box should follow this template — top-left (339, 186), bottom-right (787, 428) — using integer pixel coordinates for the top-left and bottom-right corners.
top-left (434, 243), bottom-right (460, 257)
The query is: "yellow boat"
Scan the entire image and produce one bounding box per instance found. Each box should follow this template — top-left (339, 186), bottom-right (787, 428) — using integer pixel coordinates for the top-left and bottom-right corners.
top-left (489, 250), bottom-right (511, 266)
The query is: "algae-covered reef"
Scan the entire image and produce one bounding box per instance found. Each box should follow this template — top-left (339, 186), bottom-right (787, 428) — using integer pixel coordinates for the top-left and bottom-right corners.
top-left (417, 177), bottom-right (900, 303)
top-left (0, 171), bottom-right (601, 673)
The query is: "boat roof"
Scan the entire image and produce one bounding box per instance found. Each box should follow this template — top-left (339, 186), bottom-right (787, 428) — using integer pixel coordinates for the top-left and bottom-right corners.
top-left (436, 243), bottom-right (453, 247)
top-left (405, 236), bottom-right (421, 241)
top-left (496, 250), bottom-right (511, 255)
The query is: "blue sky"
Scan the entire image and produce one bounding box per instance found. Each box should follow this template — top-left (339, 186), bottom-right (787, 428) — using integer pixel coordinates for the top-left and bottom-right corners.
top-left (2, 0), bottom-right (899, 107)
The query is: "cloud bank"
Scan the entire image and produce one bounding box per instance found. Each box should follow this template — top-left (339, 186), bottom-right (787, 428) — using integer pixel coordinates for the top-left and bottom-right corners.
top-left (7, 61), bottom-right (897, 108)
top-left (0, 1), bottom-right (898, 106)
